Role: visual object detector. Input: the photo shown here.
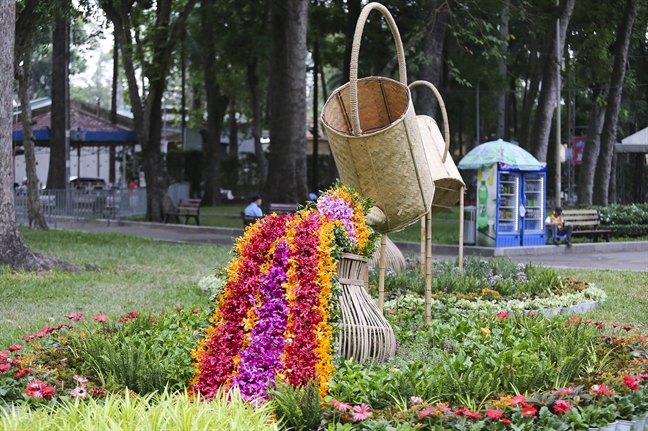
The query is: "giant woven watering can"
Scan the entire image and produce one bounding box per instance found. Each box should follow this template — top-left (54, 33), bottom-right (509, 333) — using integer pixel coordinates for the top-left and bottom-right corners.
top-left (321, 2), bottom-right (435, 234)
top-left (409, 80), bottom-right (465, 213)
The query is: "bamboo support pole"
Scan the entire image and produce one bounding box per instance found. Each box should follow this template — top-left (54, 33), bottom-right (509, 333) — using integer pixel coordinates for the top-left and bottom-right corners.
top-left (378, 234), bottom-right (387, 311)
top-left (425, 211), bottom-right (432, 324)
top-left (459, 185), bottom-right (465, 270)
top-left (420, 217), bottom-right (426, 274)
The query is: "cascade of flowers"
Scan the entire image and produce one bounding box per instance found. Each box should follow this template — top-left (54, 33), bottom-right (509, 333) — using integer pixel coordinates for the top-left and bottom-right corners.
top-left (191, 184), bottom-right (379, 403)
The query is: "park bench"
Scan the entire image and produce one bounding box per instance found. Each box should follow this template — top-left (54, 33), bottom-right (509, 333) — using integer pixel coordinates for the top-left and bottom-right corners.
top-left (164, 198), bottom-right (202, 225)
top-left (241, 202), bottom-right (298, 227)
top-left (547, 209), bottom-right (611, 243)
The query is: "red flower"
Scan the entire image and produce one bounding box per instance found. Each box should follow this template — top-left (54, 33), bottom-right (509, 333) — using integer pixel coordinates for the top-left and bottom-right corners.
top-left (64, 313), bottom-right (85, 321)
top-left (6, 344), bottom-right (23, 351)
top-left (497, 312), bottom-right (509, 319)
top-left (485, 409), bottom-right (503, 419)
top-left (592, 385), bottom-right (614, 396)
top-left (192, 309), bottom-right (201, 314)
top-left (521, 404), bottom-right (537, 417)
top-left (127, 312), bottom-right (137, 318)
top-left (502, 419), bottom-right (511, 424)
top-left (510, 395), bottom-right (526, 405)
top-left (0, 364), bottom-right (10, 373)
top-left (553, 400), bottom-right (572, 413)
top-left (92, 314), bottom-right (108, 322)
top-left (15, 368), bottom-right (32, 378)
top-left (594, 321), bottom-right (604, 329)
top-left (623, 326), bottom-right (633, 331)
top-left (623, 376), bottom-right (640, 391)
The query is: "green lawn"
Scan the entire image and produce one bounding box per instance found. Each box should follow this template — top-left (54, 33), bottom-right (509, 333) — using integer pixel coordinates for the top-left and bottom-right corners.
top-left (1, 228), bottom-right (646, 349)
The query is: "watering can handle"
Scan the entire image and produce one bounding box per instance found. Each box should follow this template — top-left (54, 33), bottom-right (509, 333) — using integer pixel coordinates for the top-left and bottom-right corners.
top-left (408, 80), bottom-right (450, 164)
top-left (350, 2), bottom-right (407, 136)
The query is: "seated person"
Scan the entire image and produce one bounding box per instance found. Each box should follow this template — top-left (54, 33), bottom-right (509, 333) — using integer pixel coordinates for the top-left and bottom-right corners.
top-left (244, 194), bottom-right (263, 217)
top-left (545, 206), bottom-right (572, 247)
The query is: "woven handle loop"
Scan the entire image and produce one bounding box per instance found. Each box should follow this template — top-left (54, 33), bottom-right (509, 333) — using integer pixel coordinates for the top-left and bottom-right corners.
top-left (350, 2), bottom-right (407, 136)
top-left (408, 80), bottom-right (450, 163)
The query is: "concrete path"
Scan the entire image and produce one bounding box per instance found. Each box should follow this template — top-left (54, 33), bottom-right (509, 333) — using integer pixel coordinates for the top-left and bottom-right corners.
top-left (50, 219), bottom-right (648, 272)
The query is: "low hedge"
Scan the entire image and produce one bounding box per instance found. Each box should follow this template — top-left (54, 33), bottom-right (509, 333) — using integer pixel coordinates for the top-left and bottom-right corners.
top-left (582, 204), bottom-right (648, 238)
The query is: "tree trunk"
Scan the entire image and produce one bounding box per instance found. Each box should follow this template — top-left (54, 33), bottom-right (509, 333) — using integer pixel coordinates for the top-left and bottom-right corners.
top-left (325, 0), bottom-right (361, 187)
top-left (101, 0), bottom-right (196, 221)
top-left (577, 87), bottom-right (607, 205)
top-left (109, 32), bottom-right (118, 184)
top-left (47, 16), bottom-right (68, 190)
top-left (413, 0), bottom-right (449, 118)
top-left (495, 2), bottom-right (509, 140)
top-left (228, 99), bottom-right (239, 195)
top-left (16, 50), bottom-right (48, 231)
top-left (593, 0), bottom-right (639, 205)
top-left (247, 59), bottom-right (268, 189)
top-left (528, 0), bottom-right (575, 162)
top-left (608, 152), bottom-right (617, 204)
top-left (262, 0), bottom-right (308, 206)
top-left (0, 1), bottom-right (78, 271)
top-left (201, 1), bottom-right (228, 207)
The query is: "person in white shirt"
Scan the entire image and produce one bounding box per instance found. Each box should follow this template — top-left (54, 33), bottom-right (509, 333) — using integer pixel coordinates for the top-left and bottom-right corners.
top-left (244, 194), bottom-right (263, 217)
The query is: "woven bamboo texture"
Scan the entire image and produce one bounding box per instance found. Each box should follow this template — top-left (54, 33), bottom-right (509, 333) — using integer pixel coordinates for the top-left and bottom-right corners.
top-left (409, 80), bottom-right (465, 214)
top-left (321, 2), bottom-right (435, 234)
top-left (369, 235), bottom-right (406, 272)
top-left (336, 253), bottom-right (397, 364)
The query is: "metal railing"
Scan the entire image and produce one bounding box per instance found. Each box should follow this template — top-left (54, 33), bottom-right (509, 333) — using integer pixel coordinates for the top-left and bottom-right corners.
top-left (167, 182), bottom-right (190, 206)
top-left (14, 188), bottom-right (148, 225)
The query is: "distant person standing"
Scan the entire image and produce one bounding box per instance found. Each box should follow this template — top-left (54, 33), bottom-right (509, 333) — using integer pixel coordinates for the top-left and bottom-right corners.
top-left (545, 206), bottom-right (573, 247)
top-left (244, 194), bottom-right (263, 217)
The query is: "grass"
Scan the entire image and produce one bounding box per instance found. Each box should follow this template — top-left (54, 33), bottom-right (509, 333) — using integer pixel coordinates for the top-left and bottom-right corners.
top-left (0, 228), bottom-right (230, 348)
top-left (1, 228), bottom-right (645, 349)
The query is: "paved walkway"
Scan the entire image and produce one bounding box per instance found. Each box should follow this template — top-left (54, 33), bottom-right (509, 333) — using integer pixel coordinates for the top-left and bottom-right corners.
top-left (50, 219), bottom-right (648, 272)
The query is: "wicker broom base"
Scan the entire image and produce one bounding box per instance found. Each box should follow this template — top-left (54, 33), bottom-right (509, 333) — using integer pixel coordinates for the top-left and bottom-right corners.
top-left (336, 254), bottom-right (397, 364)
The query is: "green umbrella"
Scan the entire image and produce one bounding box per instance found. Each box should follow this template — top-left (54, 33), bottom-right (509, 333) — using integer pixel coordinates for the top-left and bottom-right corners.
top-left (457, 139), bottom-right (546, 171)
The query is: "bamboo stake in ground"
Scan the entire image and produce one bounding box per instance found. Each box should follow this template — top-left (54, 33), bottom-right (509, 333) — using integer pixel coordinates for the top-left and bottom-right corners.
top-left (459, 185), bottom-right (465, 270)
top-left (378, 234), bottom-right (387, 311)
top-left (420, 217), bottom-right (426, 275)
top-left (425, 211), bottom-right (432, 324)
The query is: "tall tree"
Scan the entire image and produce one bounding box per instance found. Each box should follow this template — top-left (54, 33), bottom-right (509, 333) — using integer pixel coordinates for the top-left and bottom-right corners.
top-left (413, 0), bottom-right (449, 118)
top-left (262, 0), bottom-right (309, 205)
top-left (15, 0), bottom-right (50, 230)
top-left (0, 0), bottom-right (77, 271)
top-left (577, 87), bottom-right (608, 205)
top-left (200, 0), bottom-right (228, 207)
top-left (47, 14), bottom-right (69, 190)
top-left (495, 2), bottom-right (509, 139)
top-left (528, 0), bottom-right (575, 162)
top-left (593, 0), bottom-right (639, 205)
top-left (100, 0), bottom-right (197, 221)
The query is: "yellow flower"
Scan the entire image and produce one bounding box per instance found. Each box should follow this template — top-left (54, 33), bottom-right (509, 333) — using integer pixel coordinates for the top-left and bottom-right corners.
top-left (481, 327), bottom-right (490, 336)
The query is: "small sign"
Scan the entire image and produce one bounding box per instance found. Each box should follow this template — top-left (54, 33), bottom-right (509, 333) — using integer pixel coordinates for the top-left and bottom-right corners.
top-left (572, 136), bottom-right (586, 164)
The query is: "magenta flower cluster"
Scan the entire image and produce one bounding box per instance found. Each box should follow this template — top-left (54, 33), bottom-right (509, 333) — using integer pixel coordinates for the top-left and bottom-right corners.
top-left (230, 240), bottom-right (290, 402)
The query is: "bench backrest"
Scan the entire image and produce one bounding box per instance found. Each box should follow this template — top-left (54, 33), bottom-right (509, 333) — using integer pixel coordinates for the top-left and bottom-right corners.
top-left (269, 203), bottom-right (297, 214)
top-left (561, 209), bottom-right (600, 228)
top-left (177, 198), bottom-right (201, 209)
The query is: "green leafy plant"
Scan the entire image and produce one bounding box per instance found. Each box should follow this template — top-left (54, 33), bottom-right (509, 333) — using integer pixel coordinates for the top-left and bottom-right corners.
top-left (268, 379), bottom-right (323, 431)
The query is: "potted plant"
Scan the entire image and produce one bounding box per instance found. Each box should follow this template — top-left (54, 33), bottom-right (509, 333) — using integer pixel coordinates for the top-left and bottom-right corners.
top-left (615, 395), bottom-right (636, 431)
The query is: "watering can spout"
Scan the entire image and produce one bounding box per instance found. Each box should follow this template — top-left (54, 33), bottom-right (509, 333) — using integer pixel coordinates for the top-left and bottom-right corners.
top-left (366, 206), bottom-right (388, 227)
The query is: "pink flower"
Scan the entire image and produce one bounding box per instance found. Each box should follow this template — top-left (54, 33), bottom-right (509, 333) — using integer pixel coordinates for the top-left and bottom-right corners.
top-left (612, 323), bottom-right (619, 328)
top-left (623, 326), bottom-right (634, 332)
top-left (0, 364), bottom-right (10, 373)
top-left (510, 395), bottom-right (526, 405)
top-left (594, 321), bottom-right (604, 329)
top-left (193, 309), bottom-right (201, 314)
top-left (592, 385), bottom-right (614, 396)
top-left (623, 376), bottom-right (640, 391)
top-left (127, 312), bottom-right (137, 318)
top-left (6, 344), bottom-right (23, 351)
top-left (89, 388), bottom-right (106, 395)
top-left (502, 419), bottom-right (511, 424)
top-left (25, 380), bottom-right (55, 400)
top-left (73, 375), bottom-right (89, 385)
top-left (410, 396), bottom-right (424, 405)
top-left (352, 404), bottom-right (372, 421)
top-left (330, 399), bottom-right (352, 412)
top-left (64, 313), bottom-right (85, 321)
top-left (553, 400), bottom-right (572, 413)
top-left (92, 314), bottom-right (108, 322)
top-left (70, 386), bottom-right (87, 399)
top-left (486, 409), bottom-right (503, 419)
top-left (175, 307), bottom-right (183, 311)
top-left (497, 312), bottom-right (509, 319)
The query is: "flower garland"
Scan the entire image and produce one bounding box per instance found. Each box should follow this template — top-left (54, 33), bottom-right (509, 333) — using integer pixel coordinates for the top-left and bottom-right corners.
top-left (191, 185), bottom-right (378, 402)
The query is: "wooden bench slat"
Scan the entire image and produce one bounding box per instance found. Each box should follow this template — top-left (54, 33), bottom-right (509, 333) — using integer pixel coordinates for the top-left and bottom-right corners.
top-left (165, 198), bottom-right (202, 225)
top-left (563, 209), bottom-right (598, 214)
